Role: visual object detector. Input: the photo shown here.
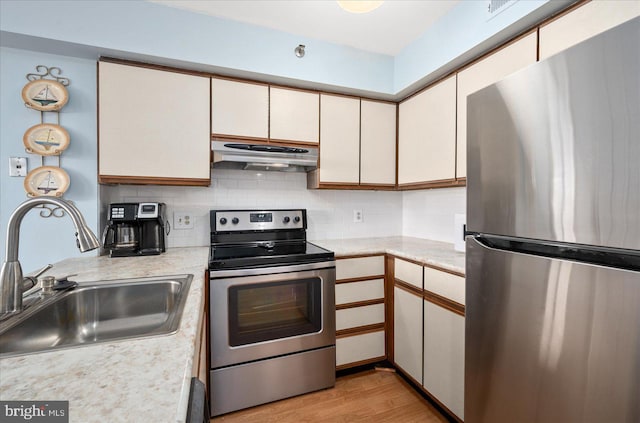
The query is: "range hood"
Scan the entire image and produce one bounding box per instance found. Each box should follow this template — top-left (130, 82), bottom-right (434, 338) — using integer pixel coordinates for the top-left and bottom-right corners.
top-left (211, 141), bottom-right (318, 172)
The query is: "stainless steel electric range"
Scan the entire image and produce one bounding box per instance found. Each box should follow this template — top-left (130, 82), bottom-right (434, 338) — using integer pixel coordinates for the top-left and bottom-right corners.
top-left (208, 209), bottom-right (336, 416)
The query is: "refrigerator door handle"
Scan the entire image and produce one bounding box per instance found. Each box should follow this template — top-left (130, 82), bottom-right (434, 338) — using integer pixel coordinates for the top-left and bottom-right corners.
top-left (470, 234), bottom-right (640, 272)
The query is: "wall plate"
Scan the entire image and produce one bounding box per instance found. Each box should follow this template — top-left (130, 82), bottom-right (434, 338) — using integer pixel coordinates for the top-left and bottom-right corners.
top-left (9, 157), bottom-right (27, 177)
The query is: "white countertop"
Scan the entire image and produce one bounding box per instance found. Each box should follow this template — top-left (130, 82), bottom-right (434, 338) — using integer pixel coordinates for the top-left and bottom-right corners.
top-left (311, 236), bottom-right (465, 274)
top-left (0, 247), bottom-right (209, 423)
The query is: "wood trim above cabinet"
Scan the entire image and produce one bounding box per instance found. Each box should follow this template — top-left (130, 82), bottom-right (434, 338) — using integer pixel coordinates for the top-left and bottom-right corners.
top-left (336, 323), bottom-right (385, 338)
top-left (394, 279), bottom-right (424, 297)
top-left (336, 298), bottom-right (385, 311)
top-left (423, 291), bottom-right (465, 317)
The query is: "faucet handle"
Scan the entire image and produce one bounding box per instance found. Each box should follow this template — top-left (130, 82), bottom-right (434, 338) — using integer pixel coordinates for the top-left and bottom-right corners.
top-left (21, 264), bottom-right (54, 293)
top-left (30, 264), bottom-right (53, 279)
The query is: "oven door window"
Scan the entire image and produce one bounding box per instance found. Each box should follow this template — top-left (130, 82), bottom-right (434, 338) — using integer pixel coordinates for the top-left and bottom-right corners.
top-left (228, 278), bottom-right (322, 347)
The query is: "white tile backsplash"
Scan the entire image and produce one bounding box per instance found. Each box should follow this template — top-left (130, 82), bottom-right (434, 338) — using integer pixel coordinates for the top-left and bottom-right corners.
top-left (102, 169), bottom-right (403, 248)
top-left (402, 187), bottom-right (466, 243)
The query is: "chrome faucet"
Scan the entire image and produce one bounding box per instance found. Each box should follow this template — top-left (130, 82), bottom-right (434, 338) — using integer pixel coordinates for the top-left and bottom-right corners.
top-left (0, 197), bottom-right (100, 315)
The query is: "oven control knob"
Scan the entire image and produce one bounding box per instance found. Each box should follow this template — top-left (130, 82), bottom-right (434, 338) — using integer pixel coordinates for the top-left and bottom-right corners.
top-left (283, 216), bottom-right (290, 223)
top-left (293, 216), bottom-right (301, 223)
top-left (219, 217), bottom-right (227, 225)
top-left (232, 217), bottom-right (239, 224)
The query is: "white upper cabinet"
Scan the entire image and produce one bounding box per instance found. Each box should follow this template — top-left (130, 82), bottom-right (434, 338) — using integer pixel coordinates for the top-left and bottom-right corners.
top-left (98, 61), bottom-right (210, 185)
top-left (360, 100), bottom-right (396, 185)
top-left (539, 0), bottom-right (640, 60)
top-left (211, 78), bottom-right (268, 140)
top-left (269, 87), bottom-right (319, 144)
top-left (319, 94), bottom-right (360, 184)
top-left (456, 31), bottom-right (537, 179)
top-left (398, 74), bottom-right (456, 185)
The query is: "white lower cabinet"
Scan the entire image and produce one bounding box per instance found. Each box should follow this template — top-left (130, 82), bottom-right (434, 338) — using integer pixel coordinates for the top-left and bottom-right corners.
top-left (336, 331), bottom-right (385, 367)
top-left (423, 300), bottom-right (465, 420)
top-left (393, 287), bottom-right (423, 384)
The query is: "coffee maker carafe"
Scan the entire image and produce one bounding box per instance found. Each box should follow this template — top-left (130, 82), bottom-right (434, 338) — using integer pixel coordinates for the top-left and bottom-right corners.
top-left (103, 203), bottom-right (167, 257)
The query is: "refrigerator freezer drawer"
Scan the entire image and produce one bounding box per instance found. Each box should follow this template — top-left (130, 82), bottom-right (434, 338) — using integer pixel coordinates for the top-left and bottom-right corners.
top-left (465, 237), bottom-right (640, 423)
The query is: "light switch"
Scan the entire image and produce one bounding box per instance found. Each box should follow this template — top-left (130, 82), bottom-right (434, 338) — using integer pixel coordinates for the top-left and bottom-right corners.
top-left (9, 157), bottom-right (27, 177)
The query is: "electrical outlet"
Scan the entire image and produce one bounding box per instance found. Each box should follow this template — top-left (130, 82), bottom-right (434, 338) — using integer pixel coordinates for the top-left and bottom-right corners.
top-left (174, 212), bottom-right (195, 229)
top-left (353, 210), bottom-right (363, 223)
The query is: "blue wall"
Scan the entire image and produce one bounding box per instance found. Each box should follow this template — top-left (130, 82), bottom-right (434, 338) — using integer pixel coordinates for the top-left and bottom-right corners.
top-left (0, 0), bottom-right (395, 95)
top-left (0, 47), bottom-right (98, 273)
top-left (0, 0), bottom-right (567, 96)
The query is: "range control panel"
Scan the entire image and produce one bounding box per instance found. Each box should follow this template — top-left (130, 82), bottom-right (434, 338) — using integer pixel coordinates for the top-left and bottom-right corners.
top-left (212, 210), bottom-right (306, 232)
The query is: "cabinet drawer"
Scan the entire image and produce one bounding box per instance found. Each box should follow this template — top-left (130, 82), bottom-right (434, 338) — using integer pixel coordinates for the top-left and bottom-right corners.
top-left (394, 258), bottom-right (422, 289)
top-left (336, 278), bottom-right (384, 305)
top-left (423, 267), bottom-right (465, 305)
top-left (336, 330), bottom-right (385, 367)
top-left (336, 303), bottom-right (385, 331)
top-left (336, 256), bottom-right (384, 280)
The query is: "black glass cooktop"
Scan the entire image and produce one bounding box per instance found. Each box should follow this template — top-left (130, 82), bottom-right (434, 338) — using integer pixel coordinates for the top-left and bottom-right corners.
top-left (208, 241), bottom-right (334, 270)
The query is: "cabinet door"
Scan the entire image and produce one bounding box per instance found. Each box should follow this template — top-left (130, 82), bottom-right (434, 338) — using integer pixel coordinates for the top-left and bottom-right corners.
top-left (539, 1), bottom-right (640, 60)
top-left (269, 87), bottom-right (319, 144)
top-left (398, 74), bottom-right (456, 185)
top-left (360, 100), bottom-right (396, 185)
top-left (211, 78), bottom-right (268, 140)
top-left (319, 94), bottom-right (360, 183)
top-left (394, 286), bottom-right (423, 384)
top-left (423, 300), bottom-right (465, 420)
top-left (98, 61), bottom-right (210, 184)
top-left (456, 32), bottom-right (537, 179)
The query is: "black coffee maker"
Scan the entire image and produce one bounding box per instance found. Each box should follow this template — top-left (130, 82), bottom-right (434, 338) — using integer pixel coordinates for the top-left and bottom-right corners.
top-left (103, 202), bottom-right (167, 257)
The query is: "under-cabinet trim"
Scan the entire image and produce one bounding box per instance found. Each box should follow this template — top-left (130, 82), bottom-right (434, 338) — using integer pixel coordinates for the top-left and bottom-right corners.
top-left (336, 356), bottom-right (386, 372)
top-left (98, 175), bottom-right (211, 186)
top-left (336, 298), bottom-right (385, 311)
top-left (336, 323), bottom-right (385, 338)
top-left (336, 275), bottom-right (385, 284)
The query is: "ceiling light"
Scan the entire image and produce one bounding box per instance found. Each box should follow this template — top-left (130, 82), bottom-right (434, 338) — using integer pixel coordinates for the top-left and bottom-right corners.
top-left (337, 1), bottom-right (384, 14)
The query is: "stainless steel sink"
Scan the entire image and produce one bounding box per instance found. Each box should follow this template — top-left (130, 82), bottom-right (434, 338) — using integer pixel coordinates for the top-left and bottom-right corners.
top-left (0, 274), bottom-right (192, 358)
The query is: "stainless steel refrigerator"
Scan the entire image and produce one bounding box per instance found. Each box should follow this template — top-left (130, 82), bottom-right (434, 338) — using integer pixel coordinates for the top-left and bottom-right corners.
top-left (465, 17), bottom-right (639, 423)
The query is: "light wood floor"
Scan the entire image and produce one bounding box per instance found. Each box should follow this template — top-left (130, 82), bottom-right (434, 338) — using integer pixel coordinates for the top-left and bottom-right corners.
top-left (212, 368), bottom-right (449, 422)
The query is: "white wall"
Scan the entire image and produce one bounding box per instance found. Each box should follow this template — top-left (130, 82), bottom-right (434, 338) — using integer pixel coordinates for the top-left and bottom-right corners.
top-left (102, 169), bottom-right (403, 247)
top-left (402, 187), bottom-right (466, 243)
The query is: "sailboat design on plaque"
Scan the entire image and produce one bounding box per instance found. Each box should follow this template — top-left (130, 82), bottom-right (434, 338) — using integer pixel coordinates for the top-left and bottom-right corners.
top-left (31, 85), bottom-right (59, 106)
top-left (24, 166), bottom-right (70, 198)
top-left (37, 171), bottom-right (59, 194)
top-left (34, 129), bottom-right (60, 150)
top-left (23, 124), bottom-right (70, 156)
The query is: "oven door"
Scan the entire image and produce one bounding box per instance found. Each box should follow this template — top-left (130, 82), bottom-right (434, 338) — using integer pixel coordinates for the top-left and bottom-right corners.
top-left (210, 262), bottom-right (335, 368)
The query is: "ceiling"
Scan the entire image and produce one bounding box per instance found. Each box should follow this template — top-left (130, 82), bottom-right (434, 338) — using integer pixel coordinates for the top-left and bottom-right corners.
top-left (148, 0), bottom-right (460, 56)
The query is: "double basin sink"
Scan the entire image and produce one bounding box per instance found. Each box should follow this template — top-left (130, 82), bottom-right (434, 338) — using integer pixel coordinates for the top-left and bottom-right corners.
top-left (0, 274), bottom-right (193, 358)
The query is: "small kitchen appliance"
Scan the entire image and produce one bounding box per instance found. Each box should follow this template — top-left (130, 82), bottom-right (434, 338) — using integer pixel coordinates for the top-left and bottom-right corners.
top-left (103, 202), bottom-right (167, 257)
top-left (208, 209), bottom-right (335, 416)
